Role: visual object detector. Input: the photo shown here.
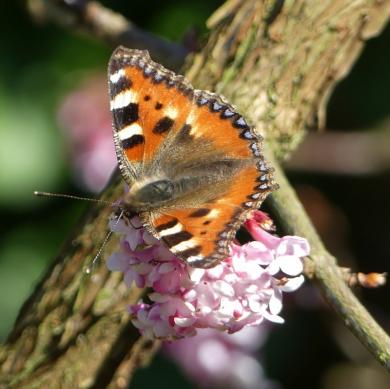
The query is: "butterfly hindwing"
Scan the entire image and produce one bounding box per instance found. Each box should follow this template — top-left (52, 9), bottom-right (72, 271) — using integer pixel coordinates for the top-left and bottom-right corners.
top-left (146, 163), bottom-right (272, 268)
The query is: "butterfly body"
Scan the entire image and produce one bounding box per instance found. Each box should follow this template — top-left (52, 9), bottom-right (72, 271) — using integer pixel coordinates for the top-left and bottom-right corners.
top-left (109, 46), bottom-right (276, 268)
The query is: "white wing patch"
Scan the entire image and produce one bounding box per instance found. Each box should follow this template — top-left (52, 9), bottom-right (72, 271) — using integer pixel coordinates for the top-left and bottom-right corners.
top-left (118, 123), bottom-right (143, 140)
top-left (110, 90), bottom-right (138, 110)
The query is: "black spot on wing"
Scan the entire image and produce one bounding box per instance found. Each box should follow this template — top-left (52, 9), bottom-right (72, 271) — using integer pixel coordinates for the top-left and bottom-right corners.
top-left (113, 103), bottom-right (139, 130)
top-left (155, 102), bottom-right (163, 110)
top-left (189, 208), bottom-right (210, 217)
top-left (153, 117), bottom-right (174, 134)
top-left (176, 124), bottom-right (193, 142)
top-left (177, 246), bottom-right (202, 259)
top-left (122, 135), bottom-right (144, 149)
top-left (163, 231), bottom-right (193, 247)
top-left (109, 77), bottom-right (132, 99)
top-left (108, 56), bottom-right (124, 75)
top-left (155, 218), bottom-right (178, 232)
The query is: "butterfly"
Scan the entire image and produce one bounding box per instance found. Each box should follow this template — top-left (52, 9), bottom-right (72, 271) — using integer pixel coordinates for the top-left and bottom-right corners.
top-left (108, 46), bottom-right (276, 268)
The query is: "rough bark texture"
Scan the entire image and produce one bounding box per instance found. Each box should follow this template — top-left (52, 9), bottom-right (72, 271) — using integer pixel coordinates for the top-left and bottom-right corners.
top-left (1, 0), bottom-right (389, 387)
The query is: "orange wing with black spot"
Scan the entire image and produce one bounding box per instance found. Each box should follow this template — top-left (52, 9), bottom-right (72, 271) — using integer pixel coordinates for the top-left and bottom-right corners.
top-left (109, 47), bottom-right (195, 183)
top-left (108, 46), bottom-right (277, 268)
top-left (148, 163), bottom-right (269, 268)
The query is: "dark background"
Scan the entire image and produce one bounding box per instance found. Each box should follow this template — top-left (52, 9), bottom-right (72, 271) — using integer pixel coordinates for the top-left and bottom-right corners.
top-left (0, 1), bottom-right (389, 388)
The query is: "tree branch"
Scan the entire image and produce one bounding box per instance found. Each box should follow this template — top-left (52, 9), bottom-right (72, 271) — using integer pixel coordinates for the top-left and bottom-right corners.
top-left (1, 0), bottom-right (389, 386)
top-left (27, 0), bottom-right (188, 69)
top-left (286, 121), bottom-right (390, 175)
top-left (267, 152), bottom-right (390, 368)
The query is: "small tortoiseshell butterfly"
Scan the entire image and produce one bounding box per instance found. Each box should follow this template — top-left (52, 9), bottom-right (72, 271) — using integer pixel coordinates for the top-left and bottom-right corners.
top-left (108, 46), bottom-right (276, 268)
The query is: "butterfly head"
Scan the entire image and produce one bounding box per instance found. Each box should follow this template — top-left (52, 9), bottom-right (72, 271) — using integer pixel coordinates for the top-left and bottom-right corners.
top-left (123, 178), bottom-right (175, 212)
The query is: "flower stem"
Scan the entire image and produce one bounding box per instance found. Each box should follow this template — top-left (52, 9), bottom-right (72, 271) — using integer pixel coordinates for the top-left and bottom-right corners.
top-left (266, 149), bottom-right (390, 370)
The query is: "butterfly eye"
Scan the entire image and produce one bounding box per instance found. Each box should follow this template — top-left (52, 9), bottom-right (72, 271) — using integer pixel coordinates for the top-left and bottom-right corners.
top-left (137, 179), bottom-right (174, 204)
top-left (149, 180), bottom-right (174, 199)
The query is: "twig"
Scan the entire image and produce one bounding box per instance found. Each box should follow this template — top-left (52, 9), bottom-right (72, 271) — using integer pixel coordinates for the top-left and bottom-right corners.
top-left (339, 269), bottom-right (387, 289)
top-left (26, 0), bottom-right (188, 70)
top-left (287, 121), bottom-right (390, 175)
top-left (266, 150), bottom-right (390, 369)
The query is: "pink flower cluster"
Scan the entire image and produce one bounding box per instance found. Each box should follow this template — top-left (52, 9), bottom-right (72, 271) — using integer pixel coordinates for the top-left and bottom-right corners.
top-left (107, 211), bottom-right (309, 339)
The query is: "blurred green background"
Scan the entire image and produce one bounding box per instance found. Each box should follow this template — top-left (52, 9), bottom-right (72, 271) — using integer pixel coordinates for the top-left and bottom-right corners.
top-left (0, 1), bottom-right (389, 388)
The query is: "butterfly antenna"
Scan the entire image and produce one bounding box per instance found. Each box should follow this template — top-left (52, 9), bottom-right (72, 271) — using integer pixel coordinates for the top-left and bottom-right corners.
top-left (34, 191), bottom-right (116, 206)
top-left (85, 209), bottom-right (125, 274)
top-left (35, 192), bottom-right (129, 273)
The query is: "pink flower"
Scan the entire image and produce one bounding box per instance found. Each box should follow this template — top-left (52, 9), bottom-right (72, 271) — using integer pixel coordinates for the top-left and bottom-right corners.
top-left (57, 74), bottom-right (116, 192)
top-left (107, 210), bottom-right (309, 339)
top-left (107, 216), bottom-right (188, 292)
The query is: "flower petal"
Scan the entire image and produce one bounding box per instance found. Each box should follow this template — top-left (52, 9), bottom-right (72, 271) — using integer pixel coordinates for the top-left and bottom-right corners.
top-left (106, 252), bottom-right (128, 272)
top-left (269, 289), bottom-right (283, 315)
top-left (280, 275), bottom-right (305, 292)
top-left (174, 317), bottom-right (196, 327)
top-left (278, 255), bottom-right (303, 276)
top-left (277, 236), bottom-right (310, 257)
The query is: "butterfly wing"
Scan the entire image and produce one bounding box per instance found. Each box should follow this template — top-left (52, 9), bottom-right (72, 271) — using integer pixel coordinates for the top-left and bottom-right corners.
top-left (145, 90), bottom-right (276, 267)
top-left (146, 162), bottom-right (271, 268)
top-left (108, 47), bottom-right (195, 184)
top-left (109, 46), bottom-right (276, 268)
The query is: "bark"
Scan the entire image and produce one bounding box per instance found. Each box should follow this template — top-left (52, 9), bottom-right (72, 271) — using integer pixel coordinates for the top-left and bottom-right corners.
top-left (1, 0), bottom-right (389, 387)
top-left (27, 0), bottom-right (188, 69)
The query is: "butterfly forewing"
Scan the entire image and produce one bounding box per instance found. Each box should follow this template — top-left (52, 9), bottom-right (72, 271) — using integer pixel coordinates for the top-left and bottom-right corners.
top-left (108, 46), bottom-right (276, 268)
top-left (109, 48), bottom-right (195, 183)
